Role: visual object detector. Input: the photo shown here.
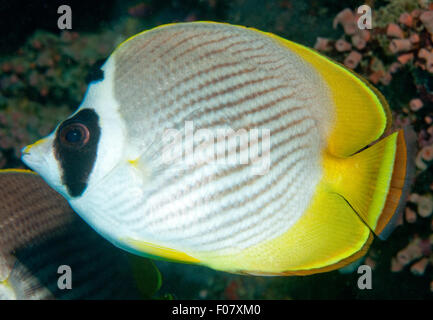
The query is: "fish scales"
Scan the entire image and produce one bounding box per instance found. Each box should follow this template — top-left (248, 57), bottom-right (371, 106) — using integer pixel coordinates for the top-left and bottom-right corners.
top-left (21, 22), bottom-right (411, 274)
top-left (105, 23), bottom-right (333, 252)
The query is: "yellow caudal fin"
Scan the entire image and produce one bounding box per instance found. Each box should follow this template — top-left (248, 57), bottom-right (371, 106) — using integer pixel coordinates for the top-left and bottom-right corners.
top-left (323, 128), bottom-right (414, 240)
top-left (375, 128), bottom-right (416, 239)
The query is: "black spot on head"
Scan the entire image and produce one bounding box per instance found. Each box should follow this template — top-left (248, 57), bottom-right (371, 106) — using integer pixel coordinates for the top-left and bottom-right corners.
top-left (54, 109), bottom-right (101, 197)
top-left (85, 58), bottom-right (106, 84)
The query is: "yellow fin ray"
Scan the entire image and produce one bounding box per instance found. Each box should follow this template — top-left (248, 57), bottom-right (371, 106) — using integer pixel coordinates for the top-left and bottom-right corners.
top-left (323, 132), bottom-right (399, 232)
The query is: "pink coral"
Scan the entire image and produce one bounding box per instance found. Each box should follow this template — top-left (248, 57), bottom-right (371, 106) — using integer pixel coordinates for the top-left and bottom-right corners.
top-left (399, 12), bottom-right (413, 28)
top-left (344, 51), bottom-right (362, 69)
top-left (351, 34), bottom-right (366, 50)
top-left (314, 37), bottom-right (332, 52)
top-left (420, 145), bottom-right (433, 161)
top-left (380, 72), bottom-right (392, 85)
top-left (409, 33), bottom-right (420, 43)
top-left (368, 70), bottom-right (384, 85)
top-left (396, 237), bottom-right (423, 267)
top-left (397, 52), bottom-right (414, 64)
top-left (335, 39), bottom-right (351, 52)
top-left (389, 62), bottom-right (402, 73)
top-left (410, 257), bottom-right (429, 276)
top-left (389, 39), bottom-right (412, 54)
top-left (405, 207), bottom-right (417, 223)
top-left (418, 194), bottom-right (433, 217)
top-left (333, 8), bottom-right (357, 35)
top-left (391, 257), bottom-right (404, 272)
top-left (420, 11), bottom-right (433, 34)
top-left (387, 23), bottom-right (404, 38)
top-left (409, 98), bottom-right (424, 111)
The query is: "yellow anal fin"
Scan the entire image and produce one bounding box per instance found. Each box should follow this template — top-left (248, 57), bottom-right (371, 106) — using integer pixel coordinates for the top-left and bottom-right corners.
top-left (195, 183), bottom-right (372, 275)
top-left (125, 238), bottom-right (200, 264)
top-left (261, 31), bottom-right (391, 157)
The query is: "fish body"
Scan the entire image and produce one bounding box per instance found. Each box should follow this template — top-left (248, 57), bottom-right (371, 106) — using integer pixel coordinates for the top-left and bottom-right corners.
top-left (0, 170), bottom-right (160, 299)
top-left (22, 22), bottom-right (413, 275)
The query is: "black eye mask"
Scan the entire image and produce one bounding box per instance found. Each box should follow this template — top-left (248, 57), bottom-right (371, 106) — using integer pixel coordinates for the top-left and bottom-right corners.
top-left (54, 109), bottom-right (101, 197)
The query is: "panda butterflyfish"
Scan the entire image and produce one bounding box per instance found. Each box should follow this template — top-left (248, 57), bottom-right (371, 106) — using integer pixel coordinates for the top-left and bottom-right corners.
top-left (0, 170), bottom-right (161, 299)
top-left (21, 22), bottom-right (415, 275)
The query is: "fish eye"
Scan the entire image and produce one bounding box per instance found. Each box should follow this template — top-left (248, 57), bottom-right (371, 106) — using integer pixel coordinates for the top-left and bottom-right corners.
top-left (59, 122), bottom-right (90, 148)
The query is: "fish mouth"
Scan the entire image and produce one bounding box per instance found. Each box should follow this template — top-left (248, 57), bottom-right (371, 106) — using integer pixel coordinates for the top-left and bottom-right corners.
top-left (21, 150), bottom-right (45, 173)
top-left (21, 138), bottom-right (48, 154)
top-left (21, 142), bottom-right (34, 157)
top-left (21, 138), bottom-right (51, 173)
top-left (21, 146), bottom-right (32, 163)
top-left (21, 146), bottom-right (31, 159)
top-left (21, 137), bottom-right (68, 199)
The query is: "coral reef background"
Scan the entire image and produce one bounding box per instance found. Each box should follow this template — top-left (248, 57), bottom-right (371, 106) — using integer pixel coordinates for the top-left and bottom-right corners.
top-left (0, 0), bottom-right (432, 299)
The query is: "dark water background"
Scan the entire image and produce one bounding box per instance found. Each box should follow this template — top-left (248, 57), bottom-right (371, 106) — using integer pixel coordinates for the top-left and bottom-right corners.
top-left (0, 0), bottom-right (432, 299)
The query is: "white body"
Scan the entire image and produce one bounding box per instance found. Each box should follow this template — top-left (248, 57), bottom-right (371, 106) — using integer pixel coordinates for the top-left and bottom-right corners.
top-left (23, 23), bottom-right (334, 258)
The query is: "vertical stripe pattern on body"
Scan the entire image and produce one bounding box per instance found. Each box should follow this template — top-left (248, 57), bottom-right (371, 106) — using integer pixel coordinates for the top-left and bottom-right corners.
top-left (85, 22), bottom-right (334, 254)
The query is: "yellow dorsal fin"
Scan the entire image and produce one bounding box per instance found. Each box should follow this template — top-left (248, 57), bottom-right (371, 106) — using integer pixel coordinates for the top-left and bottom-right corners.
top-left (259, 31), bottom-right (391, 157)
top-left (115, 21), bottom-right (390, 157)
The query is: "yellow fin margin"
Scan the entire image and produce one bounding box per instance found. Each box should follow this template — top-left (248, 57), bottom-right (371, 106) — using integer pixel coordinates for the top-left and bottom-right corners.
top-left (124, 238), bottom-right (200, 264)
top-left (194, 182), bottom-right (372, 275)
top-left (258, 30), bottom-right (392, 157)
top-left (0, 168), bottom-right (36, 175)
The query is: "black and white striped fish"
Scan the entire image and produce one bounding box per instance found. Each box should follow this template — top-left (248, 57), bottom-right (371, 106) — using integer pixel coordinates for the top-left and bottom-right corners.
top-left (0, 170), bottom-right (160, 299)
